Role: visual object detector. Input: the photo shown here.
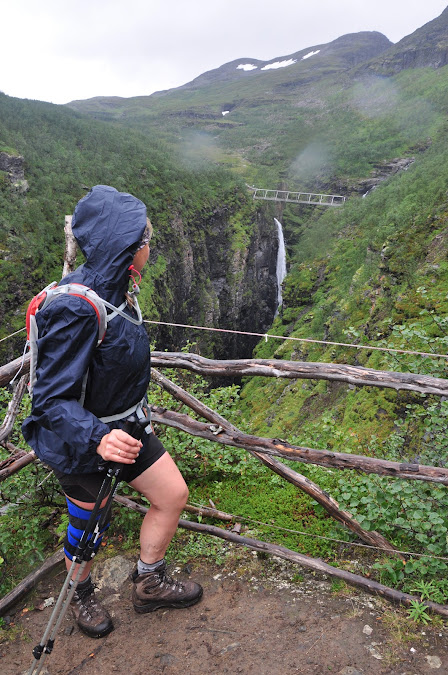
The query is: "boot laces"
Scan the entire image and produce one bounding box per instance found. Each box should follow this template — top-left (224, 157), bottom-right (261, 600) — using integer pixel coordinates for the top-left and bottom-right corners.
top-left (75, 581), bottom-right (95, 602)
top-left (74, 582), bottom-right (104, 619)
top-left (157, 568), bottom-right (184, 593)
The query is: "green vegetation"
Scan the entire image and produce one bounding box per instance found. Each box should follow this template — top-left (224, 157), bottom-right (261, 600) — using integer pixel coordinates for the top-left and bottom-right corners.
top-left (0, 389), bottom-right (64, 596)
top-left (3, 22), bottom-right (448, 620)
top-left (0, 92), bottom-right (256, 362)
top-left (0, 144), bottom-right (19, 155)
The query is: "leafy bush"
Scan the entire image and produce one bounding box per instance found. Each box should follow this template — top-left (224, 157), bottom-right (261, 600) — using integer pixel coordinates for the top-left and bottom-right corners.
top-left (335, 400), bottom-right (448, 602)
top-left (148, 360), bottom-right (259, 482)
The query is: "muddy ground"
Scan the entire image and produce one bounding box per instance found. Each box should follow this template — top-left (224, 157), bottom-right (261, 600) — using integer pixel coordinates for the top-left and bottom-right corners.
top-left (1, 549), bottom-right (447, 675)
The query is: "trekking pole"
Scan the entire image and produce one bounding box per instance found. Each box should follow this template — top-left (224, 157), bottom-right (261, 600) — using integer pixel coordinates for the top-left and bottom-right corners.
top-left (28, 414), bottom-right (151, 675)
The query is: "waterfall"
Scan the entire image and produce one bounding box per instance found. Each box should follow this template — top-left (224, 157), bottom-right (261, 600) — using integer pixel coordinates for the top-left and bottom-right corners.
top-left (362, 185), bottom-right (377, 198)
top-left (274, 218), bottom-right (287, 314)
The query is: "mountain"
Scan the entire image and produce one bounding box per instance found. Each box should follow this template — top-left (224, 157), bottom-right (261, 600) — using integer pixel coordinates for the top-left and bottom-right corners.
top-left (68, 31), bottom-right (391, 112)
top-left (360, 5), bottom-right (448, 73)
top-left (155, 31), bottom-right (392, 93)
top-left (65, 10), bottom-right (448, 192)
top-left (0, 94), bottom-right (279, 365)
top-left (3, 7), bottom-right (448, 605)
top-left (67, 31), bottom-right (392, 141)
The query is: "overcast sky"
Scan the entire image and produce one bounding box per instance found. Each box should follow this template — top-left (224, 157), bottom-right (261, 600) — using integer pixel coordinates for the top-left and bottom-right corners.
top-left (2, 1), bottom-right (448, 105)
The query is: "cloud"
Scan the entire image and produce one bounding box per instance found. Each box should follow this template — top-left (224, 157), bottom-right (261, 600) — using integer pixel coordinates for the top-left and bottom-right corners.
top-left (349, 77), bottom-right (400, 118)
top-left (2, 1), bottom-right (448, 103)
top-left (290, 143), bottom-right (332, 183)
top-left (177, 131), bottom-right (220, 168)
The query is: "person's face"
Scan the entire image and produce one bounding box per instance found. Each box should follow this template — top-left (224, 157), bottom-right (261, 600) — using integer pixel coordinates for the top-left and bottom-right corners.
top-left (132, 243), bottom-right (150, 273)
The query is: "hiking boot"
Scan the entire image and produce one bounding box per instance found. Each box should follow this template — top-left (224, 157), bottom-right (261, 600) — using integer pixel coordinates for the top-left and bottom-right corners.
top-left (132, 561), bottom-right (203, 614)
top-left (71, 579), bottom-right (114, 638)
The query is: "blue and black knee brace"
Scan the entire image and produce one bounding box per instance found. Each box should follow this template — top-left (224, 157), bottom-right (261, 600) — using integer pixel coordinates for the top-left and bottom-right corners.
top-left (64, 497), bottom-right (110, 561)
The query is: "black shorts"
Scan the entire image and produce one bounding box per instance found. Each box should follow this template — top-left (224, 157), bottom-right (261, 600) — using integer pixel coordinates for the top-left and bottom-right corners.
top-left (54, 431), bottom-right (166, 502)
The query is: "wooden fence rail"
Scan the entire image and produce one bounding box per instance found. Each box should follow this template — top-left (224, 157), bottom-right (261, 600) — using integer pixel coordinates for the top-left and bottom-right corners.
top-left (151, 352), bottom-right (448, 396)
top-left (1, 219), bottom-right (448, 616)
top-left (3, 350), bottom-right (448, 396)
top-left (150, 406), bottom-right (448, 486)
top-left (2, 350), bottom-right (448, 615)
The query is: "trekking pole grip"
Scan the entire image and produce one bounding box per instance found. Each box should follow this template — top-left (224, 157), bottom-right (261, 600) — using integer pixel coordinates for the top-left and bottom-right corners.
top-left (123, 413), bottom-right (152, 440)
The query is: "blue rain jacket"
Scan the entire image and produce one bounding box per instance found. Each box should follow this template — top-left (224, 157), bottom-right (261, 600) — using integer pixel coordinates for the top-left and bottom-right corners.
top-left (22, 185), bottom-right (151, 474)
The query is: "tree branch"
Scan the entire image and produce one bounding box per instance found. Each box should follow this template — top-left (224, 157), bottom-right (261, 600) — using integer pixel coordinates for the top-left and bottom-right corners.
top-left (0, 375), bottom-right (28, 442)
top-left (0, 355), bottom-right (30, 388)
top-left (114, 495), bottom-right (448, 619)
top-left (150, 370), bottom-right (400, 555)
top-left (151, 351), bottom-right (448, 396)
top-left (0, 549), bottom-right (65, 617)
top-left (0, 449), bottom-right (36, 482)
top-left (62, 215), bottom-right (77, 278)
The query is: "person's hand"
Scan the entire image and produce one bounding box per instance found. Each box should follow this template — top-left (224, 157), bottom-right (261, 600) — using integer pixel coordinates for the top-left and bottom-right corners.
top-left (96, 428), bottom-right (142, 464)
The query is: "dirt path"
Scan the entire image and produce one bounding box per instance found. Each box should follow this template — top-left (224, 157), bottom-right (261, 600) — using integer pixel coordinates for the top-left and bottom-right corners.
top-left (1, 552), bottom-right (447, 675)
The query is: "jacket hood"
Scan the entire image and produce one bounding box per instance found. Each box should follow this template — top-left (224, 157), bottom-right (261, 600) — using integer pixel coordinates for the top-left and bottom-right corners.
top-left (71, 185), bottom-right (147, 297)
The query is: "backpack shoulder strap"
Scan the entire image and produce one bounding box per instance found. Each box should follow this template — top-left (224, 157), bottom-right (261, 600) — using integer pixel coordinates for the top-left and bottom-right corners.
top-left (25, 281), bottom-right (142, 399)
top-left (39, 283), bottom-right (107, 345)
top-left (26, 283), bottom-right (107, 396)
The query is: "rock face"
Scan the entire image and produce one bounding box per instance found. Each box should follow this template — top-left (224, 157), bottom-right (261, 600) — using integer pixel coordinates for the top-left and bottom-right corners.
top-left (151, 205), bottom-right (278, 359)
top-left (361, 6), bottom-right (448, 74)
top-left (335, 156), bottom-right (417, 197)
top-left (0, 152), bottom-right (28, 192)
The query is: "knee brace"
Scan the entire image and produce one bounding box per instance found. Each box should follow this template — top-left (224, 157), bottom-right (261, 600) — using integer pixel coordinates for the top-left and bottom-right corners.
top-left (64, 497), bottom-right (110, 561)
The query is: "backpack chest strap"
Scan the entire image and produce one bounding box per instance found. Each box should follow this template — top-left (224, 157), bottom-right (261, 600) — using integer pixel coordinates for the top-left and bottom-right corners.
top-left (99, 397), bottom-right (151, 432)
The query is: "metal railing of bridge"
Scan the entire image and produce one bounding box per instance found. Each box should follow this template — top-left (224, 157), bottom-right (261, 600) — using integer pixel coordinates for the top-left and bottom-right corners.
top-left (247, 186), bottom-right (346, 206)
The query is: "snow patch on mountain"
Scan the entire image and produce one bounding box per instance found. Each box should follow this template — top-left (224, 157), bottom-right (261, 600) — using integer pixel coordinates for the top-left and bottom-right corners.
top-left (302, 50), bottom-right (321, 60)
top-left (236, 58), bottom-right (299, 73)
top-left (261, 59), bottom-right (297, 70)
top-left (235, 49), bottom-right (322, 75)
top-left (237, 63), bottom-right (258, 71)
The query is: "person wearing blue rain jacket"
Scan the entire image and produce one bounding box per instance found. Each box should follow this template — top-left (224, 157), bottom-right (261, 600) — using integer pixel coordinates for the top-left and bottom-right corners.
top-left (22, 185), bottom-right (202, 638)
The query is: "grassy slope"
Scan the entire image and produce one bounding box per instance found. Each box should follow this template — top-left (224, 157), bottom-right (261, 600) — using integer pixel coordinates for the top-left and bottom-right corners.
top-left (0, 93), bottom-right (252, 362)
top-left (241, 66), bottom-right (448, 439)
top-left (3, 33), bottom-right (448, 604)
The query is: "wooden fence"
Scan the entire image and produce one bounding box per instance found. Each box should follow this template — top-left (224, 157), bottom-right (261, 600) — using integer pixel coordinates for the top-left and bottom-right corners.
top-left (1, 219), bottom-right (448, 617)
top-left (2, 350), bottom-right (448, 618)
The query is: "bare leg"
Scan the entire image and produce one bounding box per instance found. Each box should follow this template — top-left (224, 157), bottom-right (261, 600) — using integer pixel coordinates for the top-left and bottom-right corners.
top-left (129, 452), bottom-right (189, 563)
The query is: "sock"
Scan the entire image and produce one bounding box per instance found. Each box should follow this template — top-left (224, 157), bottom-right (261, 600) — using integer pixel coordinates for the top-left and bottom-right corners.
top-left (138, 558), bottom-right (164, 575)
top-left (70, 574), bottom-right (92, 589)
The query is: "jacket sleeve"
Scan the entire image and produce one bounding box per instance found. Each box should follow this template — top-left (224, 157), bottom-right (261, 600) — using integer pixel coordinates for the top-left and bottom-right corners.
top-left (22, 296), bottom-right (111, 474)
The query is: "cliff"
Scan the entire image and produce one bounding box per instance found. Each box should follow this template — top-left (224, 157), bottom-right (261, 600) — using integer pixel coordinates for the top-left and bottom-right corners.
top-left (360, 6), bottom-right (448, 74)
top-left (0, 152), bottom-right (28, 192)
top-left (148, 202), bottom-right (279, 359)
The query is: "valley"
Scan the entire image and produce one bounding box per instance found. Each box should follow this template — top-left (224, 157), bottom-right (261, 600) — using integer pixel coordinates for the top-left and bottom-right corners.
top-left (2, 7), bottom-right (448, 664)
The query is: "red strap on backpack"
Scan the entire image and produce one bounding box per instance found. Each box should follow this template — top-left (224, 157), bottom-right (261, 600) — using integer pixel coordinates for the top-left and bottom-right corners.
top-left (26, 289), bottom-right (51, 340)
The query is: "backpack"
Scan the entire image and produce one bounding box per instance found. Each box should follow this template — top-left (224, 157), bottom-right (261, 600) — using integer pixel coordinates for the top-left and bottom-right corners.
top-left (24, 281), bottom-right (143, 400)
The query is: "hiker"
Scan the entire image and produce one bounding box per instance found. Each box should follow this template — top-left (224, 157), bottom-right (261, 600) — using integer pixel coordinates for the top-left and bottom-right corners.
top-left (22, 185), bottom-right (203, 638)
